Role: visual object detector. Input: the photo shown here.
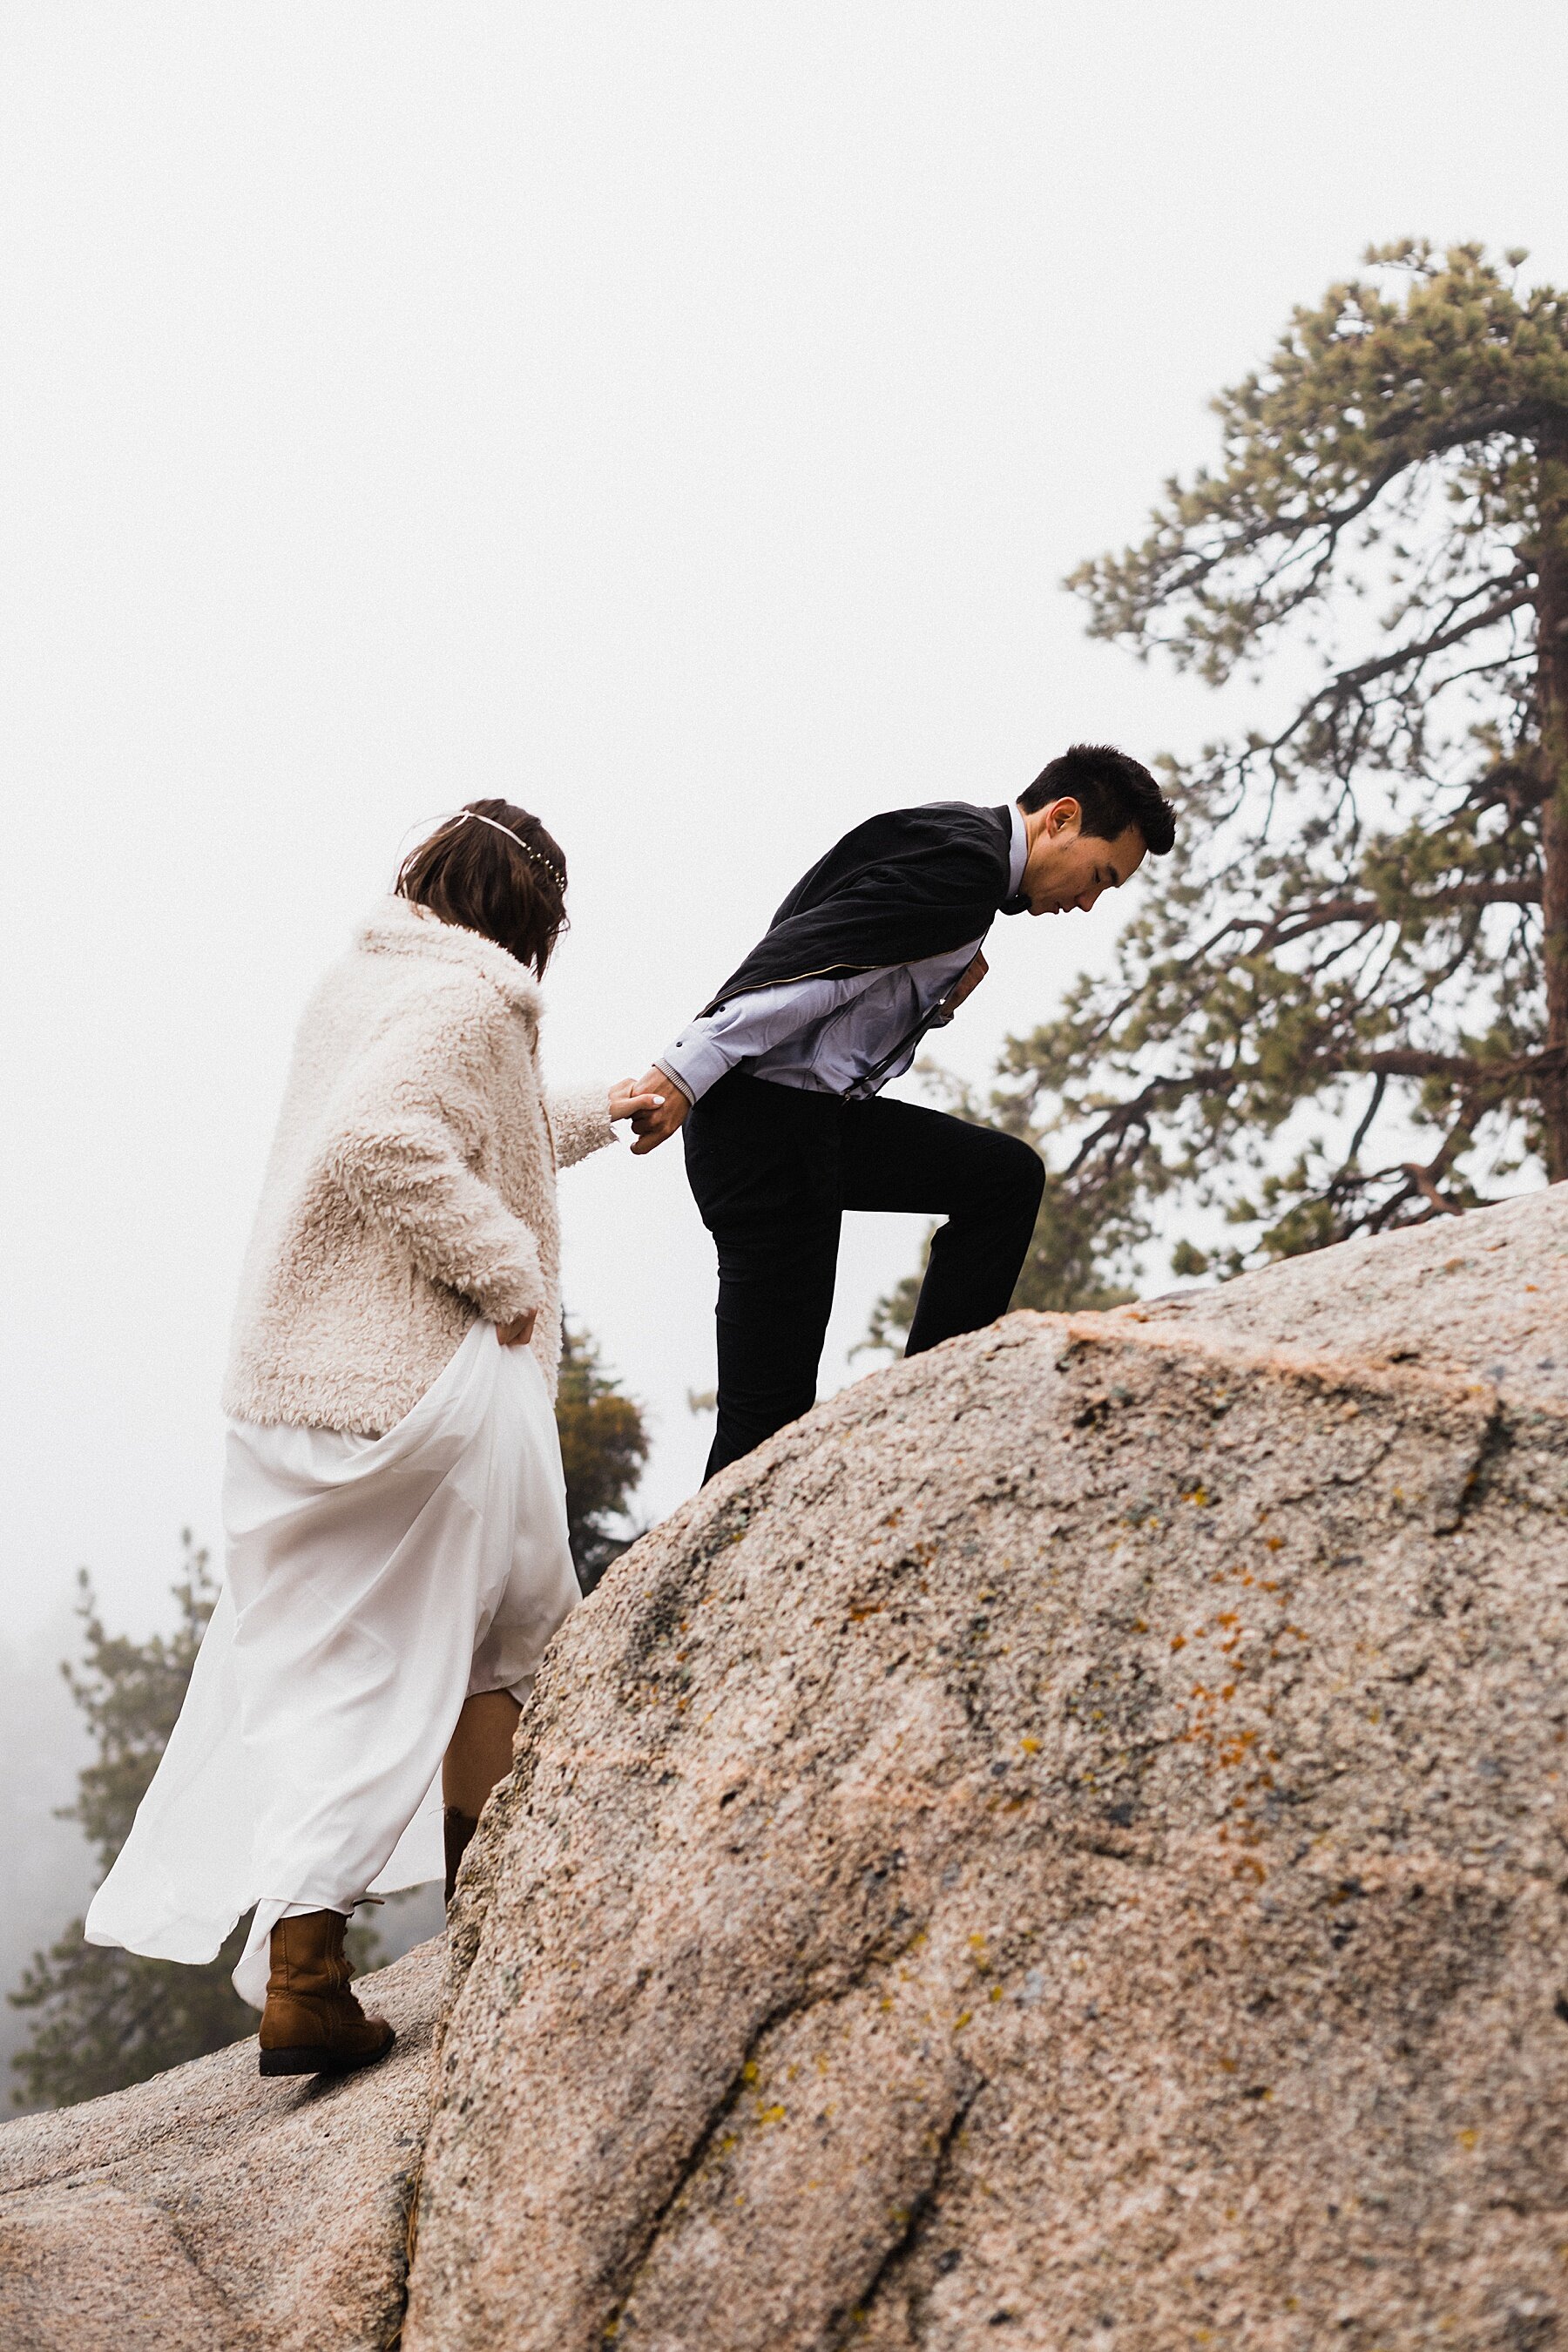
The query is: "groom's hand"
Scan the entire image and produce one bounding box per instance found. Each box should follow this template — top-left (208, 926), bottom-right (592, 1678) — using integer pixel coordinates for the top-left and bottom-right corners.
top-left (628, 1065), bottom-right (691, 1156)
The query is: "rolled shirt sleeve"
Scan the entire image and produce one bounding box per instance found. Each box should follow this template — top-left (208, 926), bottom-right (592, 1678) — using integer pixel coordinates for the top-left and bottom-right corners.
top-left (655, 970), bottom-right (885, 1105)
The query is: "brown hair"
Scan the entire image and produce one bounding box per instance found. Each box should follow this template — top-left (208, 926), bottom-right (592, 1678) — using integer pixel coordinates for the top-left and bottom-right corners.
top-left (395, 799), bottom-right (569, 975)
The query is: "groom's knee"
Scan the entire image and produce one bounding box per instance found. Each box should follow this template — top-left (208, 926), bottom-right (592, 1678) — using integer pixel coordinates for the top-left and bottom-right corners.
top-left (983, 1132), bottom-right (1045, 1220)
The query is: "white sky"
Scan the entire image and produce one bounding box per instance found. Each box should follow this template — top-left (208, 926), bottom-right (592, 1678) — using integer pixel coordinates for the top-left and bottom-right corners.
top-left (4, 1), bottom-right (1566, 1643)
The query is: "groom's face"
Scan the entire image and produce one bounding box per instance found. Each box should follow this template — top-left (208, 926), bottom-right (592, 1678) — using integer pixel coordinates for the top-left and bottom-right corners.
top-left (1019, 797), bottom-right (1146, 916)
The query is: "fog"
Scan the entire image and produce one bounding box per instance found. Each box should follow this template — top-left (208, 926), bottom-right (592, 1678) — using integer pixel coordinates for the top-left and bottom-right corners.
top-left (3, 1), bottom-right (1565, 2085)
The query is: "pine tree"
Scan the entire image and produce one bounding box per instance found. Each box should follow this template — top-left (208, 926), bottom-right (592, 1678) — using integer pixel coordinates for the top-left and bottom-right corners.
top-left (9, 1538), bottom-right (256, 2108)
top-left (1003, 241), bottom-right (1568, 1270)
top-left (557, 1321), bottom-right (650, 1594)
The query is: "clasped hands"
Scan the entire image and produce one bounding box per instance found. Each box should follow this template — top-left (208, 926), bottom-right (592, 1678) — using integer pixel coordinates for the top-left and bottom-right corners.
top-left (608, 1071), bottom-right (686, 1159)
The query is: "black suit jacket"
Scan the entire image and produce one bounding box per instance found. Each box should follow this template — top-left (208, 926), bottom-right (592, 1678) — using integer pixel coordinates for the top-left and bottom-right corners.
top-left (700, 801), bottom-right (1022, 1017)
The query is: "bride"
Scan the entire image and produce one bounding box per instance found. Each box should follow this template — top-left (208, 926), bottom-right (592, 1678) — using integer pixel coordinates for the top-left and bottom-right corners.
top-left (87, 801), bottom-right (658, 2077)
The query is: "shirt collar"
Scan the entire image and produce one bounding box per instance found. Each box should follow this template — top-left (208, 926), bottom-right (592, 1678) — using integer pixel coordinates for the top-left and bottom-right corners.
top-left (1008, 801), bottom-right (1028, 896)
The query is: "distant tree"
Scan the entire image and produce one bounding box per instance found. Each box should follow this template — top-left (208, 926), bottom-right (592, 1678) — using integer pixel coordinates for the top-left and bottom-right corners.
top-left (1001, 240), bottom-right (1568, 1274)
top-left (556, 1320), bottom-right (651, 1594)
top-left (9, 1538), bottom-right (257, 2108)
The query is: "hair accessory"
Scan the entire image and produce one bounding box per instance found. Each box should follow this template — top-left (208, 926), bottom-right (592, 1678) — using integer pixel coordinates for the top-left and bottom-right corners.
top-left (453, 808), bottom-right (565, 892)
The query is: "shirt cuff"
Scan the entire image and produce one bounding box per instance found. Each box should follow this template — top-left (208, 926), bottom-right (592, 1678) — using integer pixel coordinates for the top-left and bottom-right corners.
top-left (654, 1035), bottom-right (732, 1105)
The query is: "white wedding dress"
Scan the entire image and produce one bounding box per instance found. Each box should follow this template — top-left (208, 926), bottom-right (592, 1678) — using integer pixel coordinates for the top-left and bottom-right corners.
top-left (86, 1319), bottom-right (579, 2007)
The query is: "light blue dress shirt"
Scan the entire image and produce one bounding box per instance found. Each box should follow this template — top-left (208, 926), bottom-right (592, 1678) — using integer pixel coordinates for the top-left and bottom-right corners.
top-left (658, 803), bottom-right (1028, 1105)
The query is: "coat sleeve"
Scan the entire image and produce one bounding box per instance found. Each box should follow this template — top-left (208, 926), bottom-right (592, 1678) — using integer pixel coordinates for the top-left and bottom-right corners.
top-left (323, 992), bottom-right (546, 1323)
top-left (544, 1084), bottom-right (617, 1169)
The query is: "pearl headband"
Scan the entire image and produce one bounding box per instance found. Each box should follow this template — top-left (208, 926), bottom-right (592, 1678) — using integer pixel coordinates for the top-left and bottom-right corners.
top-left (454, 808), bottom-right (565, 893)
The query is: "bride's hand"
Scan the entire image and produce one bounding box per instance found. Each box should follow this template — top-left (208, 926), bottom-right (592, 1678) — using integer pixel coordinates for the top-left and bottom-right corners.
top-left (497, 1309), bottom-right (538, 1347)
top-left (609, 1074), bottom-right (679, 1128)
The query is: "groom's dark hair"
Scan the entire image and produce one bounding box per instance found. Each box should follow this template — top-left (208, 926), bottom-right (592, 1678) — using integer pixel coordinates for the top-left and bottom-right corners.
top-left (1020, 744), bottom-right (1175, 855)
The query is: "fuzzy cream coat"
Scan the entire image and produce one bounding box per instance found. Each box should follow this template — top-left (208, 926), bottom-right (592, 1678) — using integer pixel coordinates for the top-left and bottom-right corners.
top-left (222, 896), bottom-right (615, 1435)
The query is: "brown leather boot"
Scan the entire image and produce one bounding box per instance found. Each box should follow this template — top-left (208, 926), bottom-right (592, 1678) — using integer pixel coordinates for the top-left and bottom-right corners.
top-left (444, 1807), bottom-right (479, 1906)
top-left (258, 1909), bottom-right (395, 2078)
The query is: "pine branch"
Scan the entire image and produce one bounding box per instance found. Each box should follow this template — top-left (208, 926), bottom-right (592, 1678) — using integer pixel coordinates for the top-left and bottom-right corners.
top-left (1209, 879), bottom-right (1541, 962)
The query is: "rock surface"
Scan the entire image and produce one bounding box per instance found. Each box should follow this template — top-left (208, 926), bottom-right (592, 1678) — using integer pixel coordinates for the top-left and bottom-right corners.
top-left (0, 1937), bottom-right (441, 2351)
top-left (8, 1191), bottom-right (1568, 2350)
top-left (405, 1186), bottom-right (1568, 2352)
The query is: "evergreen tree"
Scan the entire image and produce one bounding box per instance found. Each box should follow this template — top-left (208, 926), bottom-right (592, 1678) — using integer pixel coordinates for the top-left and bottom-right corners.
top-left (9, 1538), bottom-right (256, 2108)
top-left (1004, 241), bottom-right (1568, 1270)
top-left (557, 1320), bottom-right (650, 1594)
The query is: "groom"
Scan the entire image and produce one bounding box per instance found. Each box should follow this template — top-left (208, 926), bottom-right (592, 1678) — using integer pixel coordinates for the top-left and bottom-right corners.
top-left (632, 743), bottom-right (1176, 1480)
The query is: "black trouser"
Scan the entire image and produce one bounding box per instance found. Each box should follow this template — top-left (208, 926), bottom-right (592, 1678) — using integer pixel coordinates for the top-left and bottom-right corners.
top-left (684, 1071), bottom-right (1044, 1480)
